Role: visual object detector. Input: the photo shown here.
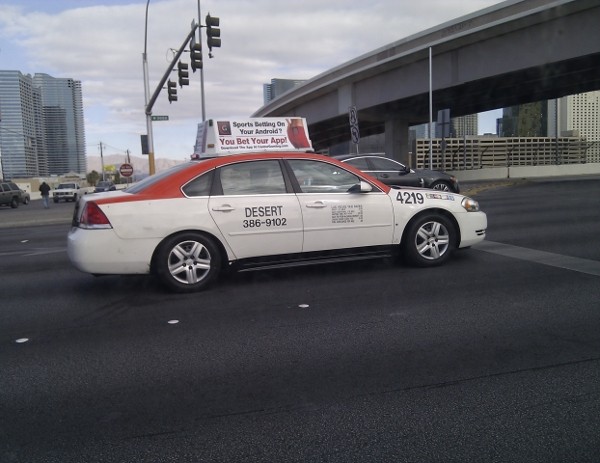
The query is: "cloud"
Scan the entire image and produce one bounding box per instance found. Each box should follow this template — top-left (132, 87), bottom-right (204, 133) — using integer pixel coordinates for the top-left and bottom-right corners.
top-left (0, 0), bottom-right (501, 159)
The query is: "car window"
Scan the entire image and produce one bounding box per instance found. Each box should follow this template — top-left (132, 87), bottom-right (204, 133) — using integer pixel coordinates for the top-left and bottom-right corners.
top-left (126, 162), bottom-right (193, 193)
top-left (344, 157), bottom-right (370, 170)
top-left (288, 159), bottom-right (361, 193)
top-left (182, 171), bottom-right (214, 197)
top-left (219, 160), bottom-right (286, 195)
top-left (369, 157), bottom-right (406, 171)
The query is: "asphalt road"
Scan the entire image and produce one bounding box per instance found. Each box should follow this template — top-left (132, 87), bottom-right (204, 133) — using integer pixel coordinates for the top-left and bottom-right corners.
top-left (0, 196), bottom-right (75, 229)
top-left (1, 177), bottom-right (600, 462)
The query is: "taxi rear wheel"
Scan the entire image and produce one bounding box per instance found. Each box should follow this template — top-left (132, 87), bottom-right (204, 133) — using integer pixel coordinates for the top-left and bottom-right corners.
top-left (155, 232), bottom-right (221, 292)
top-left (402, 214), bottom-right (455, 267)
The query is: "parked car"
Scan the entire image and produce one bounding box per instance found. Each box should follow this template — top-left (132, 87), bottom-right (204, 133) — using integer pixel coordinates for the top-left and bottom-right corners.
top-left (20, 190), bottom-right (30, 205)
top-left (53, 182), bottom-right (81, 203)
top-left (68, 151), bottom-right (486, 293)
top-left (0, 181), bottom-right (29, 208)
top-left (94, 181), bottom-right (116, 193)
top-left (333, 154), bottom-right (460, 192)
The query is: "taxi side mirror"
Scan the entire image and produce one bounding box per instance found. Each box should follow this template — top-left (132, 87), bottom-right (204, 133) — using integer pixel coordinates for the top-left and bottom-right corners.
top-left (348, 181), bottom-right (373, 193)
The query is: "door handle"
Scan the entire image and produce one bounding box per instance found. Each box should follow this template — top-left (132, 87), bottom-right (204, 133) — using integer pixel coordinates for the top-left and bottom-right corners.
top-left (212, 204), bottom-right (235, 212)
top-left (305, 201), bottom-right (326, 208)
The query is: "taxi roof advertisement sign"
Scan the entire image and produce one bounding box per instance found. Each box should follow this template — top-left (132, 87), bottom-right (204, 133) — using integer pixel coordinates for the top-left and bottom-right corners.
top-left (194, 117), bottom-right (313, 156)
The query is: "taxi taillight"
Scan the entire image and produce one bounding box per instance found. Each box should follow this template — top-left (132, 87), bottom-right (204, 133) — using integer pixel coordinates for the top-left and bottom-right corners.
top-left (79, 202), bottom-right (112, 229)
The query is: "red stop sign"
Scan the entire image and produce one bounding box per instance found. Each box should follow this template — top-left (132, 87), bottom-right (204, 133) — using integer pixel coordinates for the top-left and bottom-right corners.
top-left (119, 163), bottom-right (134, 177)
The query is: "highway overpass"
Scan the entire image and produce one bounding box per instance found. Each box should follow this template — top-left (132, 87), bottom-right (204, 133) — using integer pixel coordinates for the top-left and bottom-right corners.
top-left (253, 0), bottom-right (600, 163)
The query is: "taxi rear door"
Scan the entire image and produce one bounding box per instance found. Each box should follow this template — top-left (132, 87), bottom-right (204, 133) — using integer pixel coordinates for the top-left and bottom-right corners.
top-left (208, 159), bottom-right (303, 259)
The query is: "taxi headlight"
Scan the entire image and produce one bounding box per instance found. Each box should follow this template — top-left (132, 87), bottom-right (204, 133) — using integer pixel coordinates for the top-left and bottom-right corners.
top-left (461, 197), bottom-right (480, 212)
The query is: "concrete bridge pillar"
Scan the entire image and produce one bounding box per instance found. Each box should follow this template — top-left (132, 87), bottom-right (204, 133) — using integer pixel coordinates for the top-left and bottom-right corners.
top-left (384, 118), bottom-right (409, 165)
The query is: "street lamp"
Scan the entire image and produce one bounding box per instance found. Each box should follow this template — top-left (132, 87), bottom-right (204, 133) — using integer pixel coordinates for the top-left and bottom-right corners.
top-left (142, 0), bottom-right (156, 175)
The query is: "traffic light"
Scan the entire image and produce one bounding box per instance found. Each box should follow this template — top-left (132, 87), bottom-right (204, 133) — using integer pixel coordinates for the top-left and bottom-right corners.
top-left (190, 41), bottom-right (203, 72)
top-left (177, 61), bottom-right (189, 87)
top-left (167, 80), bottom-right (177, 103)
top-left (205, 13), bottom-right (221, 52)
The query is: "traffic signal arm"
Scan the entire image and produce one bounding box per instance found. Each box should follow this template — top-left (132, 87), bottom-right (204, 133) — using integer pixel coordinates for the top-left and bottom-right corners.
top-left (145, 24), bottom-right (198, 114)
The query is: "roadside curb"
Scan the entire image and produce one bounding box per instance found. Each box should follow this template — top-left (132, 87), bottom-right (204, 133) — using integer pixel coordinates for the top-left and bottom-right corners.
top-left (461, 179), bottom-right (529, 197)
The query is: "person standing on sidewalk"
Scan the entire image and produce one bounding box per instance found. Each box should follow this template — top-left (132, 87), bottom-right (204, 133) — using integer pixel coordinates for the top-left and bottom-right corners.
top-left (39, 182), bottom-right (51, 209)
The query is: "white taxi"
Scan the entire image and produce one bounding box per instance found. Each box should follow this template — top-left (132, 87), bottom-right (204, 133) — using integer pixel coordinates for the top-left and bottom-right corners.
top-left (67, 152), bottom-right (487, 292)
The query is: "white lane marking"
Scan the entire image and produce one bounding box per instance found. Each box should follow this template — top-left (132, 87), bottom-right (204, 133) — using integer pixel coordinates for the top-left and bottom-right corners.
top-left (474, 241), bottom-right (600, 277)
top-left (167, 320), bottom-right (179, 325)
top-left (24, 247), bottom-right (66, 257)
top-left (15, 338), bottom-right (29, 344)
top-left (0, 247), bottom-right (66, 257)
top-left (299, 304), bottom-right (310, 308)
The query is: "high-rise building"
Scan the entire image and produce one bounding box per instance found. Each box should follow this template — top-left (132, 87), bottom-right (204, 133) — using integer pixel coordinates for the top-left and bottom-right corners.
top-left (415, 114), bottom-right (479, 139)
top-left (0, 71), bottom-right (86, 180)
top-left (548, 90), bottom-right (600, 162)
top-left (451, 114), bottom-right (478, 137)
top-left (500, 91), bottom-right (599, 162)
top-left (501, 102), bottom-right (548, 137)
top-left (0, 71), bottom-right (48, 179)
top-left (263, 78), bottom-right (306, 104)
top-left (33, 73), bottom-right (87, 175)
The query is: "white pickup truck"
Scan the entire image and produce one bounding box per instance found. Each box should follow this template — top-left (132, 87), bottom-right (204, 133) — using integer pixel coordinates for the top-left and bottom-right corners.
top-left (53, 182), bottom-right (82, 203)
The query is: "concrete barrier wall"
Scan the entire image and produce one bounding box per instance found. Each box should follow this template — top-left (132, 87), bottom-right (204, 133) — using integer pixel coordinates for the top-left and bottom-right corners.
top-left (450, 163), bottom-right (600, 182)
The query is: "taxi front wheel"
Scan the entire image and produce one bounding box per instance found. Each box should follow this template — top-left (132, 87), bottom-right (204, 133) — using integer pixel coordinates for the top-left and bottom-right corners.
top-left (155, 232), bottom-right (221, 293)
top-left (402, 214), bottom-right (455, 267)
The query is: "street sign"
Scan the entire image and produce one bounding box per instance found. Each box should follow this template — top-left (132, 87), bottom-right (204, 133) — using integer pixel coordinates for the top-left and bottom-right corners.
top-left (349, 106), bottom-right (360, 144)
top-left (349, 106), bottom-right (358, 127)
top-left (119, 163), bottom-right (134, 178)
top-left (351, 126), bottom-right (360, 145)
top-left (151, 115), bottom-right (169, 121)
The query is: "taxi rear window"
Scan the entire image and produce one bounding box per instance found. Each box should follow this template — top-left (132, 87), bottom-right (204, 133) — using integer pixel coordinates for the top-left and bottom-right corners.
top-left (126, 162), bottom-right (193, 194)
top-left (182, 171), bottom-right (214, 197)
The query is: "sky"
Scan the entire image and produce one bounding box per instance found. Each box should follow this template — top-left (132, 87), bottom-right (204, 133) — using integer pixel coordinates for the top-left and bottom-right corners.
top-left (0, 0), bottom-right (503, 162)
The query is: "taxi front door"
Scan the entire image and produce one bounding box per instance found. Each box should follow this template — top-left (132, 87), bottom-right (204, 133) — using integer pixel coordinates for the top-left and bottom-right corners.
top-left (287, 159), bottom-right (395, 253)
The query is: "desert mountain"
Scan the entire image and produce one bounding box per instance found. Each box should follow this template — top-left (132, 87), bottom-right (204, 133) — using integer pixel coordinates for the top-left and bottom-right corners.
top-left (86, 154), bottom-right (186, 176)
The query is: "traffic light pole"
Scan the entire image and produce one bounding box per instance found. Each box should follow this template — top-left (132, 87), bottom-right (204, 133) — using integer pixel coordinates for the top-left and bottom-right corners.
top-left (143, 0), bottom-right (217, 173)
top-left (197, 0), bottom-right (206, 121)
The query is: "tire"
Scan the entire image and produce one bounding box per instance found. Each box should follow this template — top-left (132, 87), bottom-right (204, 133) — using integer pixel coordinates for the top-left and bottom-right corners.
top-left (23, 196), bottom-right (30, 205)
top-left (155, 232), bottom-right (221, 293)
top-left (430, 181), bottom-right (452, 192)
top-left (53, 198), bottom-right (59, 203)
top-left (402, 214), bottom-right (455, 267)
top-left (10, 197), bottom-right (19, 208)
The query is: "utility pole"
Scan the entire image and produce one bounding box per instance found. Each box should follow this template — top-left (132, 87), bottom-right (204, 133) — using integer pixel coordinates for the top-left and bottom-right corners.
top-left (99, 142), bottom-right (105, 181)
